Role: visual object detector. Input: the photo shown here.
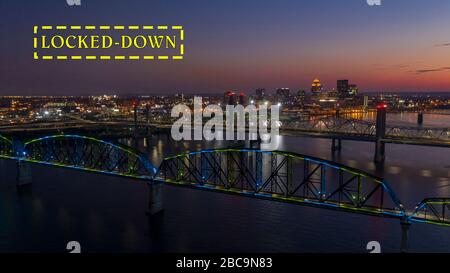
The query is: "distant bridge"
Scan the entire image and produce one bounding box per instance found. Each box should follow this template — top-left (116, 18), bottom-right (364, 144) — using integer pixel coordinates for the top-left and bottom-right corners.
top-left (1, 114), bottom-right (448, 149)
top-left (282, 116), bottom-right (450, 147)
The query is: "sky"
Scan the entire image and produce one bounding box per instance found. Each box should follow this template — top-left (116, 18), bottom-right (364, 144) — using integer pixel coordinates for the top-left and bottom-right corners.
top-left (0, 0), bottom-right (450, 95)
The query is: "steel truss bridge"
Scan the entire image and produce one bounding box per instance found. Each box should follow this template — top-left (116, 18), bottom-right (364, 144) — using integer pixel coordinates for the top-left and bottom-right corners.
top-left (0, 134), bottom-right (156, 179)
top-left (1, 115), bottom-right (449, 147)
top-left (0, 133), bottom-right (449, 228)
top-left (282, 116), bottom-right (450, 147)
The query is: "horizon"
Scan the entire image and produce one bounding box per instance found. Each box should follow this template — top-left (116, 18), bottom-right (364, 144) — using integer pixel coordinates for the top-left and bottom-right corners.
top-left (1, 90), bottom-right (450, 98)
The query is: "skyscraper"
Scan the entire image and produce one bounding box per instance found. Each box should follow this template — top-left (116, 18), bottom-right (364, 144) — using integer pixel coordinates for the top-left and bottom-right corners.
top-left (311, 79), bottom-right (323, 95)
top-left (337, 80), bottom-right (349, 98)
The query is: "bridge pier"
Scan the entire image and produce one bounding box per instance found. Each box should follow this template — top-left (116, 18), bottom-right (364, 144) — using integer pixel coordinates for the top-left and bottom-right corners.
top-left (374, 104), bottom-right (387, 163)
top-left (145, 103), bottom-right (151, 137)
top-left (132, 101), bottom-right (141, 147)
top-left (133, 102), bottom-right (138, 137)
top-left (417, 112), bottom-right (424, 125)
top-left (400, 220), bottom-right (411, 253)
top-left (16, 160), bottom-right (32, 187)
top-left (374, 140), bottom-right (385, 163)
top-left (331, 138), bottom-right (342, 152)
top-left (147, 182), bottom-right (164, 216)
top-left (332, 110), bottom-right (342, 152)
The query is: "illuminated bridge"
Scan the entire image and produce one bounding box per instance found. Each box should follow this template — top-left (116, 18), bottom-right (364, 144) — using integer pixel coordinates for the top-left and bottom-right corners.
top-left (1, 108), bottom-right (448, 149)
top-left (0, 133), bottom-right (449, 251)
top-left (156, 148), bottom-right (404, 218)
top-left (282, 116), bottom-right (450, 147)
top-left (21, 135), bottom-right (157, 179)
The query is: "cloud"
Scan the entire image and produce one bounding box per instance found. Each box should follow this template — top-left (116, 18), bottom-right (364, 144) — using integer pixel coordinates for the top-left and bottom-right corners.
top-left (435, 43), bottom-right (450, 47)
top-left (371, 63), bottom-right (412, 71)
top-left (415, 67), bottom-right (450, 74)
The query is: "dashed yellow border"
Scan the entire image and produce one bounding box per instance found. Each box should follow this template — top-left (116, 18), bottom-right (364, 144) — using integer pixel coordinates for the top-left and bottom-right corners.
top-left (33, 25), bottom-right (184, 60)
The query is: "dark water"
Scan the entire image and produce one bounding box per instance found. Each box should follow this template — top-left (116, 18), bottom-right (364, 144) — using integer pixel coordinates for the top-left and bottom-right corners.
top-left (1, 132), bottom-right (449, 253)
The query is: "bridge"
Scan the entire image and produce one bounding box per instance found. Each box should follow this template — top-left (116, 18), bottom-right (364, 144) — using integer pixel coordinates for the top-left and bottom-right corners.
top-left (156, 148), bottom-right (404, 219)
top-left (21, 134), bottom-right (157, 179)
top-left (282, 115), bottom-right (449, 146)
top-left (1, 117), bottom-right (448, 146)
top-left (1, 107), bottom-right (448, 153)
top-left (1, 133), bottom-right (450, 251)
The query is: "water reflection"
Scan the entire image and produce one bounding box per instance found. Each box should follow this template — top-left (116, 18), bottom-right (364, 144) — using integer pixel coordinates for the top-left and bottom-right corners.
top-left (388, 166), bottom-right (401, 175)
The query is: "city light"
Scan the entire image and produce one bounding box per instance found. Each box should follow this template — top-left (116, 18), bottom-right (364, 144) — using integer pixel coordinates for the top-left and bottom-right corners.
top-left (376, 103), bottom-right (388, 109)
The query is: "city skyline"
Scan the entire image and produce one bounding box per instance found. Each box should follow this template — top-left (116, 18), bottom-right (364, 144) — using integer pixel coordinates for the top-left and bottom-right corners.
top-left (1, 0), bottom-right (450, 95)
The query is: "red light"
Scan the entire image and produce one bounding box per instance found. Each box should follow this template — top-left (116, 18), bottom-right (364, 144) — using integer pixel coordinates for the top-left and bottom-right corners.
top-left (376, 103), bottom-right (387, 110)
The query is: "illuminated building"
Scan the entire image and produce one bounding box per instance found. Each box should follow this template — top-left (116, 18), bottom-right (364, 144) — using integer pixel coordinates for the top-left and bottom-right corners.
top-left (238, 92), bottom-right (248, 106)
top-left (337, 80), bottom-right (358, 98)
top-left (327, 88), bottom-right (339, 99)
top-left (348, 84), bottom-right (358, 96)
top-left (311, 79), bottom-right (323, 95)
top-left (363, 95), bottom-right (369, 109)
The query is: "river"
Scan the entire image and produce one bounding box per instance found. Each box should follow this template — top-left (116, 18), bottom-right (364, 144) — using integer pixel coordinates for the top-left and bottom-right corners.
top-left (0, 112), bottom-right (449, 252)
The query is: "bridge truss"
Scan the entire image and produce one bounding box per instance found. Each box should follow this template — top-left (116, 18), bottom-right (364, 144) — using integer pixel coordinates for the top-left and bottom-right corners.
top-left (156, 148), bottom-right (405, 218)
top-left (283, 117), bottom-right (450, 144)
top-left (408, 198), bottom-right (450, 226)
top-left (0, 134), bottom-right (13, 158)
top-left (21, 135), bottom-right (156, 179)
